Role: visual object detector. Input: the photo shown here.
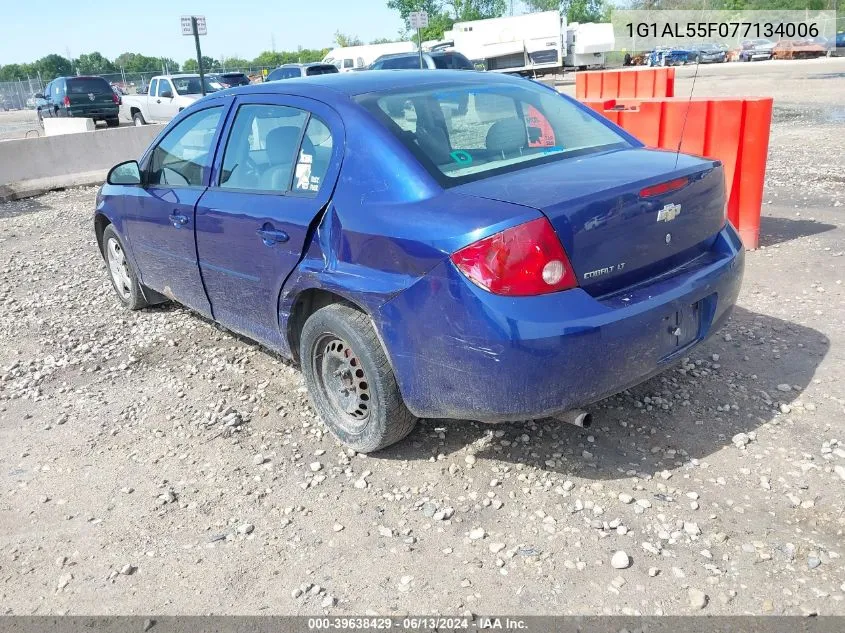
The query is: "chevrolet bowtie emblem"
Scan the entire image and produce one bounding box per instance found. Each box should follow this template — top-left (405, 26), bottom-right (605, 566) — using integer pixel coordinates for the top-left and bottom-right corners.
top-left (657, 203), bottom-right (681, 222)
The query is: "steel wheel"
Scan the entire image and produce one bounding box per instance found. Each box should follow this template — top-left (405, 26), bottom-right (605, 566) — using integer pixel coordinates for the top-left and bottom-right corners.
top-left (314, 333), bottom-right (371, 433)
top-left (106, 237), bottom-right (132, 300)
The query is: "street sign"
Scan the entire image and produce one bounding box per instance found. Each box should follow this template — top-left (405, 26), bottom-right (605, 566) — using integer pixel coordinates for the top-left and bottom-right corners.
top-left (181, 15), bottom-right (207, 36)
top-left (409, 11), bottom-right (429, 29)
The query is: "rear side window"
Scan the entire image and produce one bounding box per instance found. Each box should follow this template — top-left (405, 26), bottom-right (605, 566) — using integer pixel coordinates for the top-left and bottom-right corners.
top-left (147, 107), bottom-right (223, 187)
top-left (382, 56), bottom-right (420, 69)
top-left (219, 104), bottom-right (308, 192)
top-left (357, 82), bottom-right (627, 185)
top-left (67, 77), bottom-right (111, 94)
top-left (343, 59), bottom-right (353, 68)
top-left (293, 117), bottom-right (333, 193)
top-left (148, 79), bottom-right (158, 96)
top-left (432, 53), bottom-right (474, 70)
top-left (306, 65), bottom-right (338, 76)
top-left (268, 68), bottom-right (301, 81)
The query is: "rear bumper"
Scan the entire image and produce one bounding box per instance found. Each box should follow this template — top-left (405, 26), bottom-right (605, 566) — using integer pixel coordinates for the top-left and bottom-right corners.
top-left (378, 223), bottom-right (744, 421)
top-left (65, 106), bottom-right (119, 119)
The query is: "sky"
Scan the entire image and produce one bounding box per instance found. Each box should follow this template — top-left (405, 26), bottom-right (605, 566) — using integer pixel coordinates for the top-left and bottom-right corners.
top-left (1, 0), bottom-right (408, 65)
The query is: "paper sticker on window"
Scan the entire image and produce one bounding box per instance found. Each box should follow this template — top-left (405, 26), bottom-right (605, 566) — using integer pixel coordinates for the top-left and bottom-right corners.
top-left (525, 105), bottom-right (556, 148)
top-left (295, 153), bottom-right (313, 191)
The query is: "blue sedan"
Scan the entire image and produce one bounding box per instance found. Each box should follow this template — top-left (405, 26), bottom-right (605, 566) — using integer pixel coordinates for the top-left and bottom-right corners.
top-left (95, 70), bottom-right (744, 452)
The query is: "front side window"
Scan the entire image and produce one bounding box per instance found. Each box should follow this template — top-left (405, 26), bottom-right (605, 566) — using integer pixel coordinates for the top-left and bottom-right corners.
top-left (357, 82), bottom-right (627, 185)
top-left (219, 104), bottom-right (308, 192)
top-left (147, 107), bottom-right (223, 187)
top-left (158, 80), bottom-right (173, 97)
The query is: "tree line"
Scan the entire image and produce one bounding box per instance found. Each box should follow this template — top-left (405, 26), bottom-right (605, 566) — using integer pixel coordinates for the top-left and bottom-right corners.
top-left (0, 49), bottom-right (333, 83)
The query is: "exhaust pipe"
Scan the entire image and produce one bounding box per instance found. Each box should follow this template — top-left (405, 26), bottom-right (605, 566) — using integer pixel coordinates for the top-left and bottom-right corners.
top-left (556, 409), bottom-right (592, 428)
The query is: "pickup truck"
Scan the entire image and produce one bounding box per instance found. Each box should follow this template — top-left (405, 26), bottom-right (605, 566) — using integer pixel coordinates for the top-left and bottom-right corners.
top-left (123, 74), bottom-right (223, 126)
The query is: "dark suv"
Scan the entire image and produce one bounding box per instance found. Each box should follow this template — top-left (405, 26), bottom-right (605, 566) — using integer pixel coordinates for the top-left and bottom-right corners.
top-left (266, 63), bottom-right (339, 81)
top-left (37, 76), bottom-right (120, 126)
top-left (369, 51), bottom-right (475, 70)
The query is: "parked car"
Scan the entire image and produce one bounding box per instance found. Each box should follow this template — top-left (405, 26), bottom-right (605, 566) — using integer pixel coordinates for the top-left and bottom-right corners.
top-left (369, 50), bottom-right (475, 70)
top-left (832, 32), bottom-right (844, 56)
top-left (36, 76), bottom-right (120, 126)
top-left (94, 71), bottom-right (744, 452)
top-left (266, 63), bottom-right (339, 81)
top-left (694, 43), bottom-right (727, 63)
top-left (214, 72), bottom-right (251, 87)
top-left (122, 74), bottom-right (224, 125)
top-left (738, 39), bottom-right (775, 61)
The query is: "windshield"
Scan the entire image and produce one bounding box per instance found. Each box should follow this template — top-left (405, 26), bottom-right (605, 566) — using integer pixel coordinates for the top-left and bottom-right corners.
top-left (356, 81), bottom-right (628, 185)
top-left (171, 76), bottom-right (223, 95)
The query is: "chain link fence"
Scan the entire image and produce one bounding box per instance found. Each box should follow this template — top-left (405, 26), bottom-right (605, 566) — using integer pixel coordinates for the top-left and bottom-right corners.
top-left (0, 77), bottom-right (45, 111)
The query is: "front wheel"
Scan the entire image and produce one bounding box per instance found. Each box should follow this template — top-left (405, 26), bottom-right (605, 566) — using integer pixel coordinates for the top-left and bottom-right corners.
top-left (300, 303), bottom-right (418, 453)
top-left (101, 225), bottom-right (151, 310)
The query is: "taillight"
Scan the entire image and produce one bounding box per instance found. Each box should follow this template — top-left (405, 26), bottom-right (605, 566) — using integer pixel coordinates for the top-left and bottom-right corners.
top-left (62, 96), bottom-right (70, 107)
top-left (450, 217), bottom-right (578, 296)
top-left (640, 176), bottom-right (688, 198)
top-left (112, 93), bottom-right (120, 104)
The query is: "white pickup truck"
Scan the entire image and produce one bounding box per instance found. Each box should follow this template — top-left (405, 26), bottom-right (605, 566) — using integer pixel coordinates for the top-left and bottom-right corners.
top-left (123, 74), bottom-right (223, 125)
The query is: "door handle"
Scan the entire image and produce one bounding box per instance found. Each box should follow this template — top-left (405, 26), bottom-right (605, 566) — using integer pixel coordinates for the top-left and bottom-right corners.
top-left (156, 99), bottom-right (161, 103)
top-left (170, 213), bottom-right (189, 227)
top-left (257, 226), bottom-right (289, 245)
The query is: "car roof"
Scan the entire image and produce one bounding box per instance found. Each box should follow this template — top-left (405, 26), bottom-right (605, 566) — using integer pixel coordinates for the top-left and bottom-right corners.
top-left (234, 69), bottom-right (502, 98)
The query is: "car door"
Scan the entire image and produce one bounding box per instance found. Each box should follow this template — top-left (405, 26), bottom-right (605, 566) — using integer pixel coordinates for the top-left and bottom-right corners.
top-left (123, 103), bottom-right (230, 316)
top-left (194, 94), bottom-right (343, 348)
top-left (149, 78), bottom-right (174, 122)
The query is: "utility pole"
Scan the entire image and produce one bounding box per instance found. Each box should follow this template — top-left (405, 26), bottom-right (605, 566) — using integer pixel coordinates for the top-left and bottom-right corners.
top-left (192, 16), bottom-right (206, 96)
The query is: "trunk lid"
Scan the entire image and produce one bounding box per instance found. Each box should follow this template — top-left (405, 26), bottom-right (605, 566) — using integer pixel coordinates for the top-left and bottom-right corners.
top-left (453, 148), bottom-right (726, 296)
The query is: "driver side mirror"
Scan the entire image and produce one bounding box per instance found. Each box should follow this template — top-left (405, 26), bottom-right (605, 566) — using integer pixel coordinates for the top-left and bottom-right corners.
top-left (160, 90), bottom-right (173, 99)
top-left (107, 160), bottom-right (142, 186)
top-left (34, 93), bottom-right (44, 99)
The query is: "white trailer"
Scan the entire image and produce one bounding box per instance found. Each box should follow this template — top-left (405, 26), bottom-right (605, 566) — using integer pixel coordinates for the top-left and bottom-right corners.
top-left (446, 11), bottom-right (566, 74)
top-left (564, 22), bottom-right (615, 69)
top-left (323, 42), bottom-right (417, 72)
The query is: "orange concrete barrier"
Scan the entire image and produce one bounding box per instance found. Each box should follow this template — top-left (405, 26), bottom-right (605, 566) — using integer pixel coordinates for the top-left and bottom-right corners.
top-left (580, 97), bottom-right (773, 250)
top-left (576, 68), bottom-right (676, 100)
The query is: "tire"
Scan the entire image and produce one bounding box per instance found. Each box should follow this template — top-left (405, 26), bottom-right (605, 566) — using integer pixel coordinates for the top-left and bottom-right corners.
top-left (100, 224), bottom-right (151, 310)
top-left (106, 117), bottom-right (120, 127)
top-left (133, 112), bottom-right (146, 126)
top-left (300, 303), bottom-right (418, 453)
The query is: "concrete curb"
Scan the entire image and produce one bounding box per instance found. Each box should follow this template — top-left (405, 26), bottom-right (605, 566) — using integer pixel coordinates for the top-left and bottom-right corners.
top-left (0, 170), bottom-right (108, 202)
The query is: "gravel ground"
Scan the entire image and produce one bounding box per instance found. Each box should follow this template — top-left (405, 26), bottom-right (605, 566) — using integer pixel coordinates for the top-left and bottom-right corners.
top-left (1, 57), bottom-right (844, 616)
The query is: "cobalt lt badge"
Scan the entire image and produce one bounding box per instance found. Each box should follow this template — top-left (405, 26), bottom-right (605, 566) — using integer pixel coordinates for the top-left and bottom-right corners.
top-left (656, 202), bottom-right (681, 222)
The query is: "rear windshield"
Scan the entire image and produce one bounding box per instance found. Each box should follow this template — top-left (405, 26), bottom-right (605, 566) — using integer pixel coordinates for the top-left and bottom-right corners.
top-left (172, 77), bottom-right (223, 95)
top-left (306, 65), bottom-right (339, 76)
top-left (432, 53), bottom-right (474, 70)
top-left (356, 81), bottom-right (628, 185)
top-left (67, 77), bottom-right (111, 94)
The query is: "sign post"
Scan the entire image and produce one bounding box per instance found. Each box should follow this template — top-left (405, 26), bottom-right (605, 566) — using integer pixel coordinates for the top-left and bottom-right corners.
top-left (181, 15), bottom-right (208, 96)
top-left (409, 11), bottom-right (429, 69)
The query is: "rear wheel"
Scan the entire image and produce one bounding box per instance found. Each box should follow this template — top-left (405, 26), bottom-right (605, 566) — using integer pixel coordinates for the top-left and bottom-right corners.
top-left (133, 112), bottom-right (146, 126)
top-left (300, 303), bottom-right (418, 453)
top-left (106, 117), bottom-right (120, 127)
